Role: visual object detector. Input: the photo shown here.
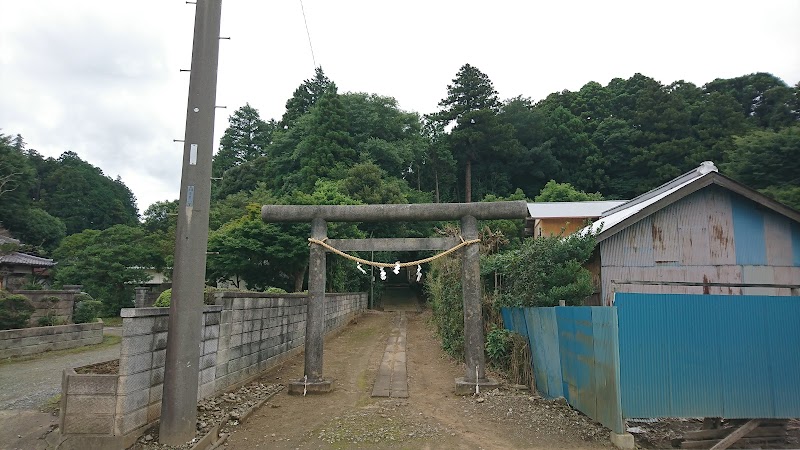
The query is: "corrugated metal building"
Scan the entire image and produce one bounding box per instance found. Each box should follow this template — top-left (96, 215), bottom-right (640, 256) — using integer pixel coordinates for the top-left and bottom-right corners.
top-left (526, 201), bottom-right (627, 237)
top-left (582, 162), bottom-right (800, 305)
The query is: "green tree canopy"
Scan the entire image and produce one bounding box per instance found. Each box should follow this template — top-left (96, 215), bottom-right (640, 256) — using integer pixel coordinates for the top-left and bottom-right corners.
top-left (212, 104), bottom-right (275, 179)
top-left (281, 66), bottom-right (334, 128)
top-left (535, 180), bottom-right (604, 202)
top-left (493, 232), bottom-right (597, 307)
top-left (0, 133), bottom-right (36, 232)
top-left (53, 225), bottom-right (164, 314)
top-left (723, 125), bottom-right (800, 209)
top-left (38, 152), bottom-right (139, 235)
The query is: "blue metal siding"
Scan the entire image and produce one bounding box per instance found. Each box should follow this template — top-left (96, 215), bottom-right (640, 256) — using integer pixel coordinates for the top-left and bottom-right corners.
top-left (664, 296), bottom-right (724, 417)
top-left (502, 306), bottom-right (623, 433)
top-left (616, 293), bottom-right (800, 419)
top-left (591, 307), bottom-right (624, 434)
top-left (617, 294), bottom-right (674, 417)
top-left (765, 296), bottom-right (800, 416)
top-left (557, 307), bottom-right (596, 419)
top-left (525, 308), bottom-right (563, 399)
top-left (716, 297), bottom-right (774, 417)
top-left (730, 195), bottom-right (767, 265)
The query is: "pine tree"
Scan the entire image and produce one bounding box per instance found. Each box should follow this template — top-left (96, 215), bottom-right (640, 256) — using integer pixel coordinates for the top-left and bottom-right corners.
top-left (212, 104), bottom-right (274, 178)
top-left (280, 67), bottom-right (334, 128)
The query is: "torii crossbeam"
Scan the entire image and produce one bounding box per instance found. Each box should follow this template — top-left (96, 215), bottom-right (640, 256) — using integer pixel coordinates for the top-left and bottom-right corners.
top-left (262, 201), bottom-right (528, 394)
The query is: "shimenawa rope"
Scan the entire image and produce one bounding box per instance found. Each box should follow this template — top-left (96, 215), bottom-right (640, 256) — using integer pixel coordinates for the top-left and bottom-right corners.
top-left (307, 237), bottom-right (480, 268)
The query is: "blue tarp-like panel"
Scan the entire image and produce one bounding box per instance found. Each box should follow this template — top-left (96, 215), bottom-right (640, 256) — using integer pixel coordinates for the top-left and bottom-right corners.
top-left (592, 307), bottom-right (624, 434)
top-left (617, 293), bottom-right (673, 417)
top-left (617, 293), bottom-right (800, 419)
top-left (557, 307), bottom-right (595, 417)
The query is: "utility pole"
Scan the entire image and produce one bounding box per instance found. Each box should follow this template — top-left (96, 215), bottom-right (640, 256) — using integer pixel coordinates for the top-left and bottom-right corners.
top-left (160, 0), bottom-right (222, 444)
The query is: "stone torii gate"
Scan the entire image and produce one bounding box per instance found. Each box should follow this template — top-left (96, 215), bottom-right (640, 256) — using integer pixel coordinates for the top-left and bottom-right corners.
top-left (261, 201), bottom-right (528, 395)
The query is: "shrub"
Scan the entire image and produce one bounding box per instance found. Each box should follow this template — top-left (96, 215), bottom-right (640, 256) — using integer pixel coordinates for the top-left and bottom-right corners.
top-left (264, 287), bottom-right (287, 294)
top-left (485, 325), bottom-right (513, 372)
top-left (73, 300), bottom-right (104, 324)
top-left (36, 295), bottom-right (62, 326)
top-left (497, 233), bottom-right (597, 307)
top-left (425, 256), bottom-right (464, 359)
top-left (73, 293), bottom-right (94, 303)
top-left (154, 288), bottom-right (219, 307)
top-left (153, 289), bottom-right (171, 307)
top-left (0, 292), bottom-right (36, 330)
top-left (20, 275), bottom-right (45, 290)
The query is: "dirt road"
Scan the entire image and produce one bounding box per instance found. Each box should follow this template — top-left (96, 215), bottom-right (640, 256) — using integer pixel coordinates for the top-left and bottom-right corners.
top-left (0, 329), bottom-right (120, 450)
top-left (0, 332), bottom-right (120, 410)
top-left (222, 310), bottom-right (612, 449)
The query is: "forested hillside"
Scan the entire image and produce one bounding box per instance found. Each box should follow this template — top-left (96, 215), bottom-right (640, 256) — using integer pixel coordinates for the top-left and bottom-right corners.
top-left (1, 66), bottom-right (797, 312)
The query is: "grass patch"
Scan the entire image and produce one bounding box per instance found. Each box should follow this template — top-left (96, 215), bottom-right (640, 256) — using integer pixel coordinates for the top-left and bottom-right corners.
top-left (40, 394), bottom-right (61, 413)
top-left (0, 335), bottom-right (121, 366)
top-left (100, 316), bottom-right (123, 327)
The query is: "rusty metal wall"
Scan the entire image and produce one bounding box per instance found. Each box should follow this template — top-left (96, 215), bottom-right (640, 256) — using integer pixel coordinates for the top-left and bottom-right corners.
top-left (600, 187), bottom-right (799, 305)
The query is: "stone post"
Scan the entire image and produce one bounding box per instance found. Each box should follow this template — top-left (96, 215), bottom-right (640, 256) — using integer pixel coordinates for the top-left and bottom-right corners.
top-left (134, 287), bottom-right (150, 308)
top-left (289, 217), bottom-right (332, 394)
top-left (455, 215), bottom-right (499, 395)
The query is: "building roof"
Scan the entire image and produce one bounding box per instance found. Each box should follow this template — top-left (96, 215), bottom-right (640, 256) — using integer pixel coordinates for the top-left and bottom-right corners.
top-left (0, 252), bottom-right (56, 267)
top-left (526, 200), bottom-right (628, 219)
top-left (582, 161), bottom-right (800, 242)
top-left (0, 235), bottom-right (20, 246)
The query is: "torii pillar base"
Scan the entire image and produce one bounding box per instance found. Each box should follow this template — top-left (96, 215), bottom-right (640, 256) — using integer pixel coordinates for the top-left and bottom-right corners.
top-left (454, 377), bottom-right (500, 396)
top-left (288, 378), bottom-right (333, 395)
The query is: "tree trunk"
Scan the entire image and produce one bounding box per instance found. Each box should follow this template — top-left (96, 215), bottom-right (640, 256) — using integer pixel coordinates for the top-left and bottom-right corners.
top-left (434, 170), bottom-right (440, 203)
top-left (465, 158), bottom-right (472, 203)
top-left (293, 266), bottom-right (307, 292)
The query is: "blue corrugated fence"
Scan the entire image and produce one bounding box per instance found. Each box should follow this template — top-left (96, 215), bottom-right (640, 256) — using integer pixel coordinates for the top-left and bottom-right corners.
top-left (502, 306), bottom-right (623, 433)
top-left (502, 294), bottom-right (800, 429)
top-left (616, 293), bottom-right (800, 419)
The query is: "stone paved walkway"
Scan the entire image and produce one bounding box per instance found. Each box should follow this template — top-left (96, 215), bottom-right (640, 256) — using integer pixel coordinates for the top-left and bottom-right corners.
top-left (371, 312), bottom-right (408, 398)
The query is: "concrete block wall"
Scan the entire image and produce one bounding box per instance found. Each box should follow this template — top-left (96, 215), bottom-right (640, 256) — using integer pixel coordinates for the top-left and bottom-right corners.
top-left (0, 322), bottom-right (103, 358)
top-left (214, 293), bottom-right (307, 392)
top-left (115, 306), bottom-right (222, 436)
top-left (60, 369), bottom-right (118, 435)
top-left (59, 291), bottom-right (367, 445)
top-left (325, 293), bottom-right (368, 331)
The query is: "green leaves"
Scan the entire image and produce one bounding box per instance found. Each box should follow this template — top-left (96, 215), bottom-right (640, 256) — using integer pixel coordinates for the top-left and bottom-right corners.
top-left (212, 104), bottom-right (275, 179)
top-left (52, 225), bottom-right (164, 314)
top-left (534, 180), bottom-right (603, 202)
top-left (498, 233), bottom-right (597, 308)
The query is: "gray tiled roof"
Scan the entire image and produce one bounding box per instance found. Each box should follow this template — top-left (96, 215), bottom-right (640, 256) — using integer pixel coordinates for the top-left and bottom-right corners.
top-left (0, 235), bottom-right (20, 245)
top-left (0, 252), bottom-right (56, 267)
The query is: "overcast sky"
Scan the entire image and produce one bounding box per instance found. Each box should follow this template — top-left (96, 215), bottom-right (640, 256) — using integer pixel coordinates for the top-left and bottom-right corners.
top-left (2, 0), bottom-right (799, 214)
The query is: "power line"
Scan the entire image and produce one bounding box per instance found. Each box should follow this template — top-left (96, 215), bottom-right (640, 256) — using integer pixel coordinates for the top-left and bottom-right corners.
top-left (299, 0), bottom-right (317, 69)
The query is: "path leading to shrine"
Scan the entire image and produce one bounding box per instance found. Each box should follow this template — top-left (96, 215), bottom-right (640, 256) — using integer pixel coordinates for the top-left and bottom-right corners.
top-left (222, 306), bottom-right (612, 449)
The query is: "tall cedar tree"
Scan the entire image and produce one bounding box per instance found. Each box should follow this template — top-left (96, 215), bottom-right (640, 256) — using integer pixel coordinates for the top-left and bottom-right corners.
top-left (212, 104), bottom-right (275, 179)
top-left (280, 67), bottom-right (334, 128)
top-left (281, 88), bottom-right (356, 193)
top-left (434, 64), bottom-right (501, 202)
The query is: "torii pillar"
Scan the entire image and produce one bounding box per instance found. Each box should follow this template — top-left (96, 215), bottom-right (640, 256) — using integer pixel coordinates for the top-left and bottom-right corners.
top-left (261, 201), bottom-right (528, 395)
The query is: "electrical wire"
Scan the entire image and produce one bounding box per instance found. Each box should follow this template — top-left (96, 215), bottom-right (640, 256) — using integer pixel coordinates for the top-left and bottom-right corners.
top-left (299, 0), bottom-right (317, 69)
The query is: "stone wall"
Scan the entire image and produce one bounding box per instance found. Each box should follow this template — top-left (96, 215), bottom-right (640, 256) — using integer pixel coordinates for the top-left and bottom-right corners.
top-left (58, 291), bottom-right (367, 448)
top-left (0, 321), bottom-right (103, 358)
top-left (11, 289), bottom-right (81, 325)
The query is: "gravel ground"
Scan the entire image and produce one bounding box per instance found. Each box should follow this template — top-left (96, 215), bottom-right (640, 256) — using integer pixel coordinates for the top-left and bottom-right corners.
top-left (0, 336), bottom-right (120, 410)
top-left (128, 381), bottom-right (284, 450)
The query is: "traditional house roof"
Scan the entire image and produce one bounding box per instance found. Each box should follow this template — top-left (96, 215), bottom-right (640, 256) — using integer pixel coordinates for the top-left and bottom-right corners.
top-left (0, 235), bottom-right (20, 246)
top-left (0, 252), bottom-right (56, 267)
top-left (582, 161), bottom-right (800, 243)
top-left (527, 200), bottom-right (627, 219)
